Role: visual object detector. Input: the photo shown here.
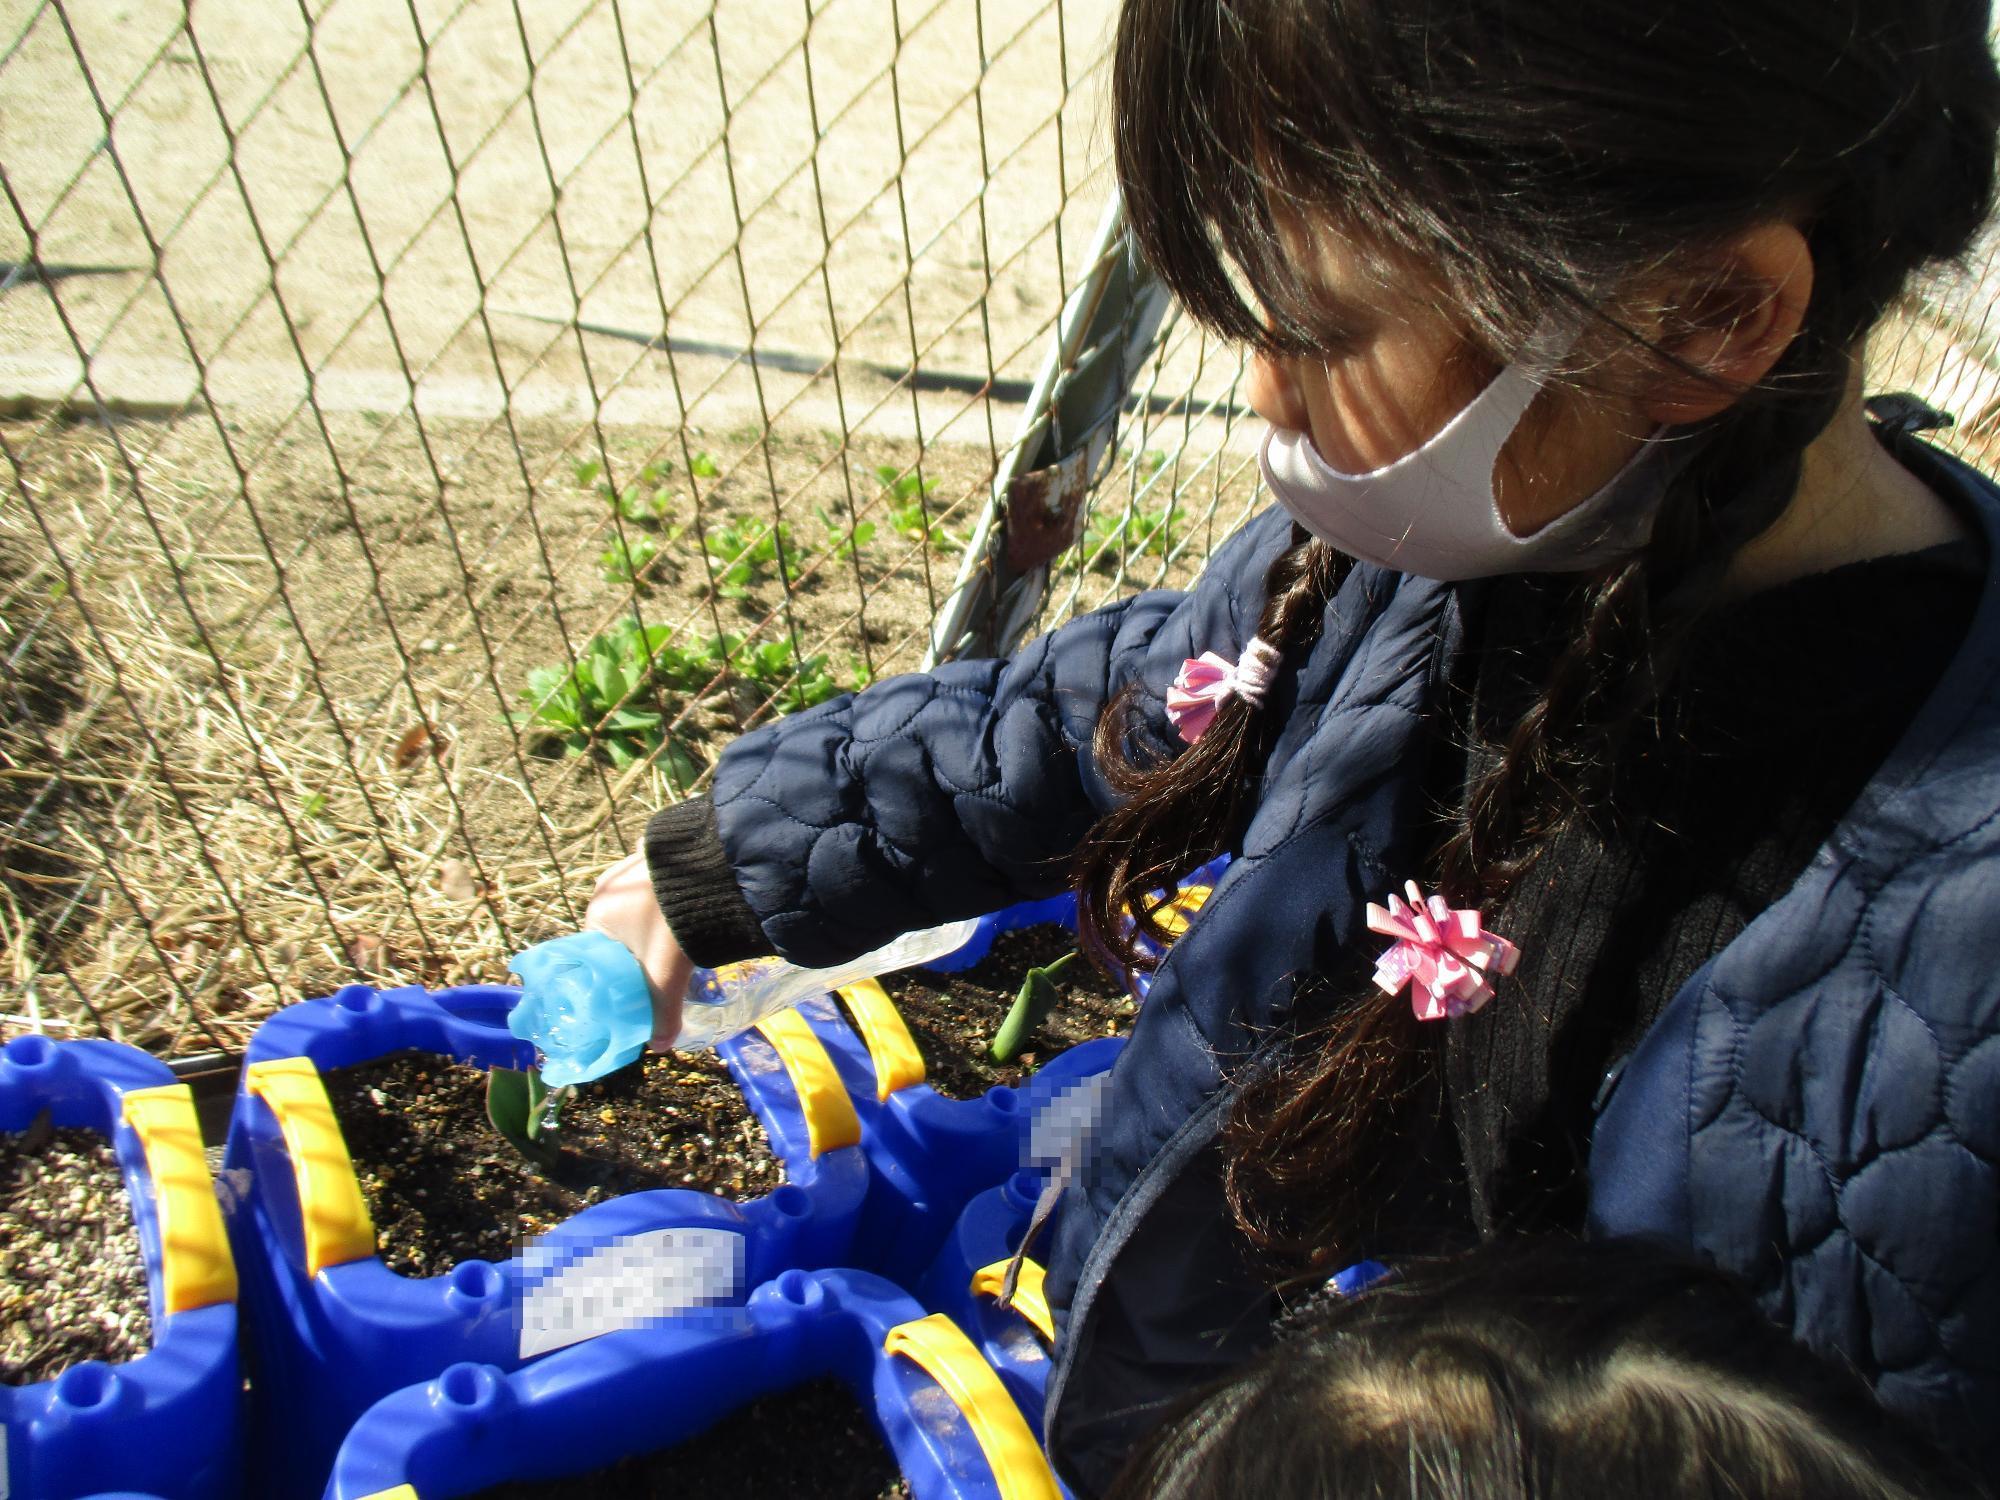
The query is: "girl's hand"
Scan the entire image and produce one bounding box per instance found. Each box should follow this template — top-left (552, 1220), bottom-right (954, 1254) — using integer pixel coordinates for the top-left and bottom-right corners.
top-left (584, 849), bottom-right (693, 1050)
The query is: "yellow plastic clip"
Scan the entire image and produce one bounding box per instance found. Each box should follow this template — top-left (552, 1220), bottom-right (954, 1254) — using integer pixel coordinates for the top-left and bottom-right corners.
top-left (121, 1084), bottom-right (237, 1313)
top-left (752, 1008), bottom-right (862, 1158)
top-left (1152, 883), bottom-right (1213, 941)
top-left (970, 1257), bottom-right (1053, 1343)
top-left (883, 1313), bottom-right (1061, 1500)
top-left (355, 1488), bottom-right (419, 1500)
top-left (835, 977), bottom-right (926, 1101)
top-left (245, 1057), bottom-right (376, 1278)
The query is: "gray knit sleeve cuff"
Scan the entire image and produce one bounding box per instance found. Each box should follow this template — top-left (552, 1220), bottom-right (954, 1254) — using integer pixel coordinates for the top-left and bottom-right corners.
top-left (642, 798), bottom-right (770, 969)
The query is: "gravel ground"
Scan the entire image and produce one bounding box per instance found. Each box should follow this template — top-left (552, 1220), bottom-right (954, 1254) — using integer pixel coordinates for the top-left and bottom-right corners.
top-left (0, 1122), bottom-right (152, 1383)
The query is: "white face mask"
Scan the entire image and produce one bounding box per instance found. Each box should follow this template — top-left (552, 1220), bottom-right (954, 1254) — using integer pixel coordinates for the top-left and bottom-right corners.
top-left (1257, 335), bottom-right (1684, 581)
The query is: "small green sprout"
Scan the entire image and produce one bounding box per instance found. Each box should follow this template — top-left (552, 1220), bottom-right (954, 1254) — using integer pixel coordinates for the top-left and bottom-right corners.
top-left (990, 949), bottom-right (1079, 1062)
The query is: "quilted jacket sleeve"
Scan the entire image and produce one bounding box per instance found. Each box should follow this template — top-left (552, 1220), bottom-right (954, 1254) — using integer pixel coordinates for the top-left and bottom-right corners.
top-left (645, 506), bottom-right (1297, 970)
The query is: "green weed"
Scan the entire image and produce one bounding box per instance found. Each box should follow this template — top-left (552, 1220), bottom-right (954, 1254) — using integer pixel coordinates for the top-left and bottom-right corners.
top-left (816, 505), bottom-right (876, 561)
top-left (1083, 499), bottom-right (1179, 571)
top-left (875, 464), bottom-right (958, 551)
top-left (703, 519), bottom-right (804, 599)
top-left (519, 617), bottom-right (851, 774)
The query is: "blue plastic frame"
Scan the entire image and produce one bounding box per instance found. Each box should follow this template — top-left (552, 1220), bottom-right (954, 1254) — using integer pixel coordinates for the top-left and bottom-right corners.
top-left (915, 1175), bottom-right (1055, 1433)
top-left (797, 990), bottom-right (1124, 1289)
top-left (223, 982), bottom-right (868, 1500)
top-left (0, 1036), bottom-right (241, 1500)
top-left (326, 1267), bottom-right (1064, 1500)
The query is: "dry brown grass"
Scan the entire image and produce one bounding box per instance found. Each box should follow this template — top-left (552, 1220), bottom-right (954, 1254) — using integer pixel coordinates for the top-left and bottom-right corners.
top-left (0, 385), bottom-right (1251, 1055)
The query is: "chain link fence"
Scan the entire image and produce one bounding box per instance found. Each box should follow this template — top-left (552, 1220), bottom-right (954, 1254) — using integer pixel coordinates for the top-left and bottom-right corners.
top-left (0, 0), bottom-right (1262, 1054)
top-left (0, 0), bottom-right (1993, 1057)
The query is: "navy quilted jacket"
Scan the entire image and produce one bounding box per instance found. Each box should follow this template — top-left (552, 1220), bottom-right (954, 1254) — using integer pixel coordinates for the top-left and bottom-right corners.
top-left (684, 436), bottom-right (2000, 1492)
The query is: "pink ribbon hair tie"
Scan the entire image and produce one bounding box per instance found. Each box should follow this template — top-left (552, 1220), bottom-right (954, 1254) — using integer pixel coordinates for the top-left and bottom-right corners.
top-left (1166, 637), bottom-right (1282, 744)
top-left (1367, 880), bottom-right (1521, 1022)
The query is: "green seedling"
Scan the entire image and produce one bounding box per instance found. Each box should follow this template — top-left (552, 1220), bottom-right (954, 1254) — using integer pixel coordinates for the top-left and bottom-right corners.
top-left (990, 949), bottom-right (1079, 1062)
top-left (600, 534), bottom-right (660, 584)
top-left (601, 525), bottom-right (682, 585)
top-left (519, 618), bottom-right (849, 772)
top-left (485, 1066), bottom-right (569, 1169)
top-left (816, 505), bottom-right (876, 560)
top-left (730, 635), bottom-right (844, 714)
top-left (704, 519), bottom-right (807, 599)
top-left (521, 619), bottom-right (682, 770)
top-left (577, 458), bottom-right (677, 526)
top-left (1084, 500), bottom-right (1179, 572)
top-left (691, 451), bottom-right (721, 479)
top-left (874, 463), bottom-right (958, 550)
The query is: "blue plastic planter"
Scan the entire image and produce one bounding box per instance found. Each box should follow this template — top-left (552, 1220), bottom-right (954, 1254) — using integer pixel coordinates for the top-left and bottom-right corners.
top-left (785, 982), bottom-right (1124, 1290)
top-left (916, 1175), bottom-right (1056, 1434)
top-left (326, 1267), bottom-right (1065, 1500)
top-left (229, 875), bottom-right (1217, 1498)
top-left (0, 1036), bottom-right (241, 1500)
top-left (222, 982), bottom-right (870, 1500)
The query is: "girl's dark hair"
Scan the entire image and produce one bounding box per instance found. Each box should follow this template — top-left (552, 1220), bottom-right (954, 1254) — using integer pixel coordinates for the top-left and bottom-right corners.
top-left (1073, 0), bottom-right (2000, 1268)
top-left (1105, 1237), bottom-right (1992, 1500)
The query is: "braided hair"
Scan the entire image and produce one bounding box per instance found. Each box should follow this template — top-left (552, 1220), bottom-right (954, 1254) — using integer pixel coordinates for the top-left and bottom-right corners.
top-left (1076, 0), bottom-right (2000, 1271)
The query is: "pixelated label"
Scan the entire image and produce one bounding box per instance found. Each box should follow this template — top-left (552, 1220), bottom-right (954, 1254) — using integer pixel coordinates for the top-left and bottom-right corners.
top-left (1014, 1071), bottom-right (1114, 1255)
top-left (1024, 1072), bottom-right (1112, 1182)
top-left (516, 1226), bottom-right (745, 1359)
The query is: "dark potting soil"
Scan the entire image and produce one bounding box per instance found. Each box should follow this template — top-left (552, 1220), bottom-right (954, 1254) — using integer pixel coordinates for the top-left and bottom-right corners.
top-left (867, 924), bottom-right (1136, 1100)
top-left (324, 1047), bottom-right (780, 1278)
top-left (467, 1375), bottom-right (911, 1500)
top-left (0, 1121), bottom-right (152, 1384)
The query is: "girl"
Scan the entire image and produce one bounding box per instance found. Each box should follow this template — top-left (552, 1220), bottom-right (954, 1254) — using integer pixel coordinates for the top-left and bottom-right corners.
top-left (1103, 1237), bottom-right (1993, 1500)
top-left (590, 0), bottom-right (2000, 1490)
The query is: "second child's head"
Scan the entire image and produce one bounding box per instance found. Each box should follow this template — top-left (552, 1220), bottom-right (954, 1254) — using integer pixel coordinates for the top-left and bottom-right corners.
top-left (1106, 1238), bottom-right (1988, 1500)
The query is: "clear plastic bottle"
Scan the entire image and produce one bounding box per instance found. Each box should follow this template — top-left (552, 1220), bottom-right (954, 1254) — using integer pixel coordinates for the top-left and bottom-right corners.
top-left (508, 917), bottom-right (983, 1081)
top-left (673, 917), bottom-right (983, 1049)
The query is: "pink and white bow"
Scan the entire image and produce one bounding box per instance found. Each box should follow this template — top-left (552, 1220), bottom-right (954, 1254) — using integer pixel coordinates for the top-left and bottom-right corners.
top-left (1166, 637), bottom-right (1282, 744)
top-left (1367, 880), bottom-right (1520, 1022)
